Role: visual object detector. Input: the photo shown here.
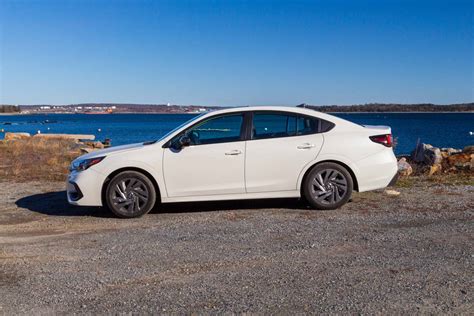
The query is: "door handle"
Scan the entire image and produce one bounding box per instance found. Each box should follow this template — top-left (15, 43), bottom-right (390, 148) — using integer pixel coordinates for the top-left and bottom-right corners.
top-left (297, 143), bottom-right (315, 149)
top-left (225, 150), bottom-right (242, 155)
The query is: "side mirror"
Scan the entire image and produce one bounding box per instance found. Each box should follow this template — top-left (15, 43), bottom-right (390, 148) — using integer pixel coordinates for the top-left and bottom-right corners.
top-left (178, 135), bottom-right (191, 148)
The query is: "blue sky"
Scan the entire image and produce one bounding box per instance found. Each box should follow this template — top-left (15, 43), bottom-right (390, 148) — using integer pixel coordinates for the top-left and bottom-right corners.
top-left (0, 0), bottom-right (472, 106)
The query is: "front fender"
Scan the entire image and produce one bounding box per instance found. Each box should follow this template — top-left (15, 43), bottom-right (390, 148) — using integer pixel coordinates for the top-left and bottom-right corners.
top-left (91, 156), bottom-right (166, 199)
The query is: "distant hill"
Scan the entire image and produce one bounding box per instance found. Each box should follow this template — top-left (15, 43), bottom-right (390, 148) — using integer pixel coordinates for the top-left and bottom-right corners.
top-left (0, 105), bottom-right (21, 113)
top-left (15, 103), bottom-right (220, 114)
top-left (4, 102), bottom-right (474, 114)
top-left (296, 103), bottom-right (474, 112)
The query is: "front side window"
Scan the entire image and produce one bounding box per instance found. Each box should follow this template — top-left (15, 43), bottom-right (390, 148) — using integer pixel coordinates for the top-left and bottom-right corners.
top-left (183, 114), bottom-right (243, 145)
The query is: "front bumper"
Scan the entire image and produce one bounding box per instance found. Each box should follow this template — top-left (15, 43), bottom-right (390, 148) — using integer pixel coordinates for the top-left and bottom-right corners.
top-left (67, 168), bottom-right (106, 206)
top-left (67, 181), bottom-right (83, 201)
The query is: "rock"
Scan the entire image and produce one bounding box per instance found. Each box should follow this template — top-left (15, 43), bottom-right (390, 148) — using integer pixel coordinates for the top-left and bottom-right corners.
top-left (429, 163), bottom-right (442, 175)
top-left (411, 143), bottom-right (442, 165)
top-left (397, 158), bottom-right (413, 176)
top-left (92, 141), bottom-right (104, 149)
top-left (384, 189), bottom-right (400, 196)
top-left (33, 133), bottom-right (95, 141)
top-left (462, 145), bottom-right (474, 154)
top-left (427, 147), bottom-right (442, 165)
top-left (4, 132), bottom-right (31, 140)
top-left (446, 153), bottom-right (474, 170)
top-left (82, 141), bottom-right (104, 149)
top-left (80, 148), bottom-right (96, 154)
top-left (441, 147), bottom-right (462, 156)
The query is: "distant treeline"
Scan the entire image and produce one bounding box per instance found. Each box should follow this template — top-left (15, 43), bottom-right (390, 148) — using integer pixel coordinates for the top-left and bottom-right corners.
top-left (297, 103), bottom-right (474, 112)
top-left (0, 105), bottom-right (21, 113)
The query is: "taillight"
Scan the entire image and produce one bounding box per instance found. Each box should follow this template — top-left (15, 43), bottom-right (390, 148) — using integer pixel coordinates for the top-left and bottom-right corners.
top-left (370, 134), bottom-right (392, 147)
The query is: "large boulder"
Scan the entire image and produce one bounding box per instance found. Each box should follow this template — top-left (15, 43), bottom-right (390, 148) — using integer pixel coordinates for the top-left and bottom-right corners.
top-left (445, 153), bottom-right (474, 170)
top-left (462, 145), bottom-right (474, 154)
top-left (397, 157), bottom-right (413, 176)
top-left (411, 143), bottom-right (442, 165)
top-left (82, 141), bottom-right (104, 149)
top-left (441, 147), bottom-right (462, 155)
top-left (4, 132), bottom-right (31, 141)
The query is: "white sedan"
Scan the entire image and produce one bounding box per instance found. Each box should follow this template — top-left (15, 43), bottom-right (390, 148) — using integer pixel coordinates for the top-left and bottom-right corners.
top-left (67, 106), bottom-right (398, 218)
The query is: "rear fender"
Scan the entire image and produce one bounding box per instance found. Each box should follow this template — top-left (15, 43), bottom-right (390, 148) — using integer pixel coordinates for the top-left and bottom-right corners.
top-left (296, 154), bottom-right (361, 192)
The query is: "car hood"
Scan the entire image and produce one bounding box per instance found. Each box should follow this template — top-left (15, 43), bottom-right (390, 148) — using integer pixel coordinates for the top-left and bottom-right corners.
top-left (75, 142), bottom-right (146, 161)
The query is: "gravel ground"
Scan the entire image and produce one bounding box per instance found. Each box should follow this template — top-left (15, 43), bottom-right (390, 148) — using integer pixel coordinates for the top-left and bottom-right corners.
top-left (0, 180), bottom-right (473, 314)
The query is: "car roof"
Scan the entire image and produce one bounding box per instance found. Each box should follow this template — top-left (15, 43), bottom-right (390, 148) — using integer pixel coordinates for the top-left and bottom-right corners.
top-left (201, 105), bottom-right (353, 126)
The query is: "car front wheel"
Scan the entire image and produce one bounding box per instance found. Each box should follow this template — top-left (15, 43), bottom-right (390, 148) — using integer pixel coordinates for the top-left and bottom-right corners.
top-left (105, 171), bottom-right (156, 218)
top-left (303, 162), bottom-right (353, 210)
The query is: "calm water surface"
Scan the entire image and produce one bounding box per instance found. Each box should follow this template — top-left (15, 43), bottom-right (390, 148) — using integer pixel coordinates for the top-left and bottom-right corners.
top-left (1, 112), bottom-right (473, 155)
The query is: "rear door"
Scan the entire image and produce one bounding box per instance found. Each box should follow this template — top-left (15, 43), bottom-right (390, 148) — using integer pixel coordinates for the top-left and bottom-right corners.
top-left (245, 111), bottom-right (324, 193)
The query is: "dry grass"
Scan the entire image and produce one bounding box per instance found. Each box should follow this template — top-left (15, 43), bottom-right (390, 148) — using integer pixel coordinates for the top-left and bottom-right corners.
top-left (395, 173), bottom-right (474, 188)
top-left (0, 138), bottom-right (82, 182)
top-left (424, 173), bottom-right (474, 186)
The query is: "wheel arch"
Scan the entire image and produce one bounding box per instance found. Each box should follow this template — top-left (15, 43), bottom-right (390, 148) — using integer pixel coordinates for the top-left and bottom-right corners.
top-left (299, 160), bottom-right (359, 195)
top-left (101, 167), bottom-right (161, 207)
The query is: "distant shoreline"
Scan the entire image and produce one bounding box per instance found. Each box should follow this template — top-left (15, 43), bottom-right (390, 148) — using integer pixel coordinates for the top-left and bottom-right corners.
top-left (1, 111), bottom-right (474, 116)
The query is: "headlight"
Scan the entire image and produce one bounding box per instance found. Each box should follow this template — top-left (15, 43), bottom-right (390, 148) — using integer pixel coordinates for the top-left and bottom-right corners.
top-left (70, 157), bottom-right (105, 172)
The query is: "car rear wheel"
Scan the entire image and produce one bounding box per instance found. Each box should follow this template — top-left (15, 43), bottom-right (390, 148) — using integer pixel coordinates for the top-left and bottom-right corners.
top-left (106, 171), bottom-right (156, 218)
top-left (303, 162), bottom-right (353, 210)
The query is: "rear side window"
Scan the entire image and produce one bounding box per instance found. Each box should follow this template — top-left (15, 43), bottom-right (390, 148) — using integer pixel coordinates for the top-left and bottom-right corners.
top-left (297, 116), bottom-right (319, 135)
top-left (251, 111), bottom-right (323, 140)
top-left (252, 113), bottom-right (297, 139)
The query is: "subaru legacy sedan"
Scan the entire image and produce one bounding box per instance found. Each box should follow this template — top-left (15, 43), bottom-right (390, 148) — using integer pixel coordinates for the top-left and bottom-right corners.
top-left (67, 106), bottom-right (398, 218)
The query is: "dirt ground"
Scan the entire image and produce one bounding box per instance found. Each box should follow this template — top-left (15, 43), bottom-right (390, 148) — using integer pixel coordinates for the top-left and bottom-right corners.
top-left (0, 180), bottom-right (473, 314)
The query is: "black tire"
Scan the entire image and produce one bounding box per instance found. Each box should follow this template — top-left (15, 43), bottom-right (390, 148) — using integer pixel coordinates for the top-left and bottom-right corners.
top-left (105, 171), bottom-right (156, 218)
top-left (303, 162), bottom-right (353, 210)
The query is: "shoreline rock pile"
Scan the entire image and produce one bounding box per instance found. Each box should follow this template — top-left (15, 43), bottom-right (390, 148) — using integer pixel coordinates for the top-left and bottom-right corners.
top-left (398, 143), bottom-right (474, 176)
top-left (2, 132), bottom-right (110, 153)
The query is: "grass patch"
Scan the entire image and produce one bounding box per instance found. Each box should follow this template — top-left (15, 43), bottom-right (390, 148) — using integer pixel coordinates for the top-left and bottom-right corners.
top-left (395, 174), bottom-right (474, 188)
top-left (0, 138), bottom-right (82, 182)
top-left (395, 177), bottom-right (416, 188)
top-left (424, 173), bottom-right (474, 186)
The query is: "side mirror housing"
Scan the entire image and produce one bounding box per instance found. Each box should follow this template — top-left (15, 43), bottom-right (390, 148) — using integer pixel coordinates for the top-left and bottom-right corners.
top-left (178, 135), bottom-right (191, 148)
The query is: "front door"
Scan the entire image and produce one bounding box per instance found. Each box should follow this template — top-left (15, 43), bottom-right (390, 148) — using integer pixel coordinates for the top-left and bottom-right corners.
top-left (163, 113), bottom-right (246, 197)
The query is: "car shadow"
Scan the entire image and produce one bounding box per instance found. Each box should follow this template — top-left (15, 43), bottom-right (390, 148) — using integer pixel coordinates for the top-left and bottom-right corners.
top-left (155, 198), bottom-right (310, 214)
top-left (15, 191), bottom-right (110, 218)
top-left (16, 191), bottom-right (310, 218)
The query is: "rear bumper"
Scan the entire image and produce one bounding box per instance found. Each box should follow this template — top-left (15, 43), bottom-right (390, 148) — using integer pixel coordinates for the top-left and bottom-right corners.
top-left (387, 172), bottom-right (399, 187)
top-left (355, 149), bottom-right (398, 192)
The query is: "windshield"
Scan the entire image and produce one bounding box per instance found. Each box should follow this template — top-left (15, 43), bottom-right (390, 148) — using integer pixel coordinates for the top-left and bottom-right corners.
top-left (157, 113), bottom-right (206, 142)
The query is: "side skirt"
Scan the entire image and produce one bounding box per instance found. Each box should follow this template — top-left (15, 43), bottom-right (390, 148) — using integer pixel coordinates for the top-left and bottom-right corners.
top-left (161, 190), bottom-right (301, 203)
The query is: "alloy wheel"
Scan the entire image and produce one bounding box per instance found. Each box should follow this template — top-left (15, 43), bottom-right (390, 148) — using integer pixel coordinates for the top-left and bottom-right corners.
top-left (111, 177), bottom-right (149, 214)
top-left (310, 169), bottom-right (348, 205)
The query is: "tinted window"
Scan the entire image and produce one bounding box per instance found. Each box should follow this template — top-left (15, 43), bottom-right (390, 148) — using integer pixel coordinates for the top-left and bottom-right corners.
top-left (252, 112), bottom-right (322, 139)
top-left (297, 116), bottom-right (319, 135)
top-left (185, 114), bottom-right (243, 145)
top-left (252, 113), bottom-right (297, 139)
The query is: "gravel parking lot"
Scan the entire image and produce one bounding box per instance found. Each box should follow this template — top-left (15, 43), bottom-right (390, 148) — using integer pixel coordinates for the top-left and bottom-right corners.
top-left (1, 180), bottom-right (473, 314)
